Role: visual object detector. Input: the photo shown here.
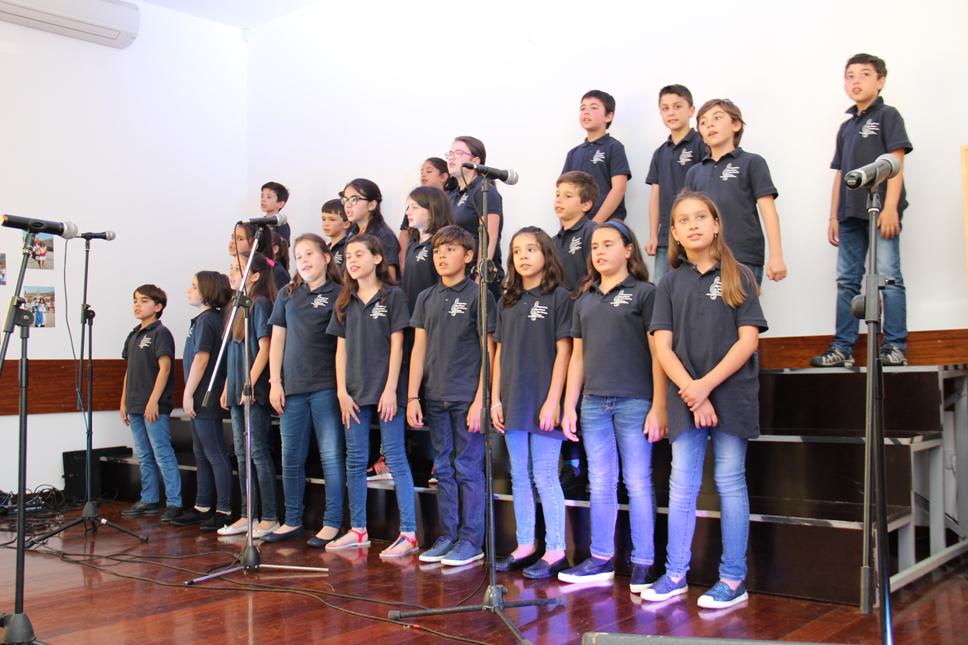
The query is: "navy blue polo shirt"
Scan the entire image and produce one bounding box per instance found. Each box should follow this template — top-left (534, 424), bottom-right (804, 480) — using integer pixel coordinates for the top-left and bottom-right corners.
top-left (356, 221), bottom-right (401, 272)
top-left (225, 295), bottom-right (273, 407)
top-left (495, 286), bottom-right (572, 434)
top-left (326, 286), bottom-right (410, 406)
top-left (684, 148), bottom-right (778, 267)
top-left (449, 176), bottom-right (504, 276)
top-left (561, 134), bottom-right (632, 221)
top-left (410, 278), bottom-right (496, 403)
top-left (646, 129), bottom-right (706, 248)
top-left (402, 237), bottom-right (438, 312)
top-left (831, 96), bottom-right (913, 221)
top-left (649, 263), bottom-right (768, 440)
top-left (330, 234), bottom-right (350, 270)
top-left (571, 275), bottom-right (655, 399)
top-left (271, 260), bottom-right (290, 290)
top-left (182, 309), bottom-right (227, 420)
top-left (122, 320), bottom-right (176, 415)
top-left (554, 217), bottom-right (597, 293)
top-left (268, 281), bottom-right (341, 395)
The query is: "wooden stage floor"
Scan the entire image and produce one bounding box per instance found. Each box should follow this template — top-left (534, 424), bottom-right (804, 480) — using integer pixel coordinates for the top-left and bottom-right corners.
top-left (2, 503), bottom-right (966, 644)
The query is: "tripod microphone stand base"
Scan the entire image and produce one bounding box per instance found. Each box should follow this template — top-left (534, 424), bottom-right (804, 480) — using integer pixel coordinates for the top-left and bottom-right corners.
top-left (25, 501), bottom-right (148, 549)
top-left (184, 543), bottom-right (328, 586)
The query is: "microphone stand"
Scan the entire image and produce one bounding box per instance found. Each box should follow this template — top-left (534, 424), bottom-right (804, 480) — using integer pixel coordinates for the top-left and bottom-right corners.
top-left (27, 238), bottom-right (148, 547)
top-left (185, 224), bottom-right (327, 586)
top-left (0, 232), bottom-right (47, 644)
top-left (388, 175), bottom-right (561, 644)
top-left (852, 188), bottom-right (894, 645)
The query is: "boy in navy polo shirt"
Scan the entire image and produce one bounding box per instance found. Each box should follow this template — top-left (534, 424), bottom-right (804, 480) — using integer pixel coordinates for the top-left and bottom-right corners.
top-left (261, 181), bottom-right (292, 243)
top-left (562, 90), bottom-right (632, 223)
top-left (646, 84), bottom-right (707, 281)
top-left (321, 198), bottom-right (351, 270)
top-left (120, 284), bottom-right (182, 522)
top-left (684, 99), bottom-right (787, 285)
top-left (406, 225), bottom-right (496, 566)
top-left (554, 171), bottom-right (599, 294)
top-left (811, 53), bottom-right (913, 368)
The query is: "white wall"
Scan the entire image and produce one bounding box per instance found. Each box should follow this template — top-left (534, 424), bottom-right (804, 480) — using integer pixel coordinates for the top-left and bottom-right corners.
top-left (246, 0), bottom-right (968, 338)
top-left (0, 2), bottom-right (247, 489)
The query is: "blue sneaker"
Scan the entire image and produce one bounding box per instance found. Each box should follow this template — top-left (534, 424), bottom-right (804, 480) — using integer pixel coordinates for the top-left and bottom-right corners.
top-left (697, 581), bottom-right (748, 609)
top-left (419, 536), bottom-right (456, 563)
top-left (629, 564), bottom-right (659, 593)
top-left (557, 557), bottom-right (614, 583)
top-left (641, 573), bottom-right (688, 602)
top-left (440, 540), bottom-right (484, 566)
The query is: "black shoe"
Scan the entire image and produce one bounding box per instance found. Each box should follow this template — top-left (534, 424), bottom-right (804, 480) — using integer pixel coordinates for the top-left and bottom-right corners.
top-left (261, 526), bottom-right (306, 543)
top-left (121, 501), bottom-right (161, 517)
top-left (200, 511), bottom-right (232, 532)
top-left (171, 508), bottom-right (214, 526)
top-left (523, 556), bottom-right (570, 579)
top-left (496, 551), bottom-right (543, 572)
top-left (307, 532), bottom-right (336, 549)
top-left (630, 564), bottom-right (660, 593)
top-left (558, 557), bottom-right (614, 583)
top-left (160, 507), bottom-right (182, 523)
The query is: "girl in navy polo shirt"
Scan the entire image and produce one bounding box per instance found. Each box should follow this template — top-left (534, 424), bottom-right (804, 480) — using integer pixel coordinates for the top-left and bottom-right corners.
top-left (218, 253), bottom-right (279, 539)
top-left (263, 234), bottom-right (345, 547)
top-left (643, 191), bottom-right (768, 610)
top-left (491, 227), bottom-right (573, 579)
top-left (402, 186), bottom-right (453, 311)
top-left (341, 178), bottom-right (401, 282)
top-left (398, 157), bottom-right (454, 266)
top-left (326, 234), bottom-right (417, 558)
top-left (559, 221), bottom-right (667, 592)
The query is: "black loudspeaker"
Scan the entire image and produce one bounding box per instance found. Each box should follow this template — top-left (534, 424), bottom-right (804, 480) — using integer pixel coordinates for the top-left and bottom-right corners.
top-left (62, 446), bottom-right (132, 502)
top-left (581, 635), bottom-right (830, 645)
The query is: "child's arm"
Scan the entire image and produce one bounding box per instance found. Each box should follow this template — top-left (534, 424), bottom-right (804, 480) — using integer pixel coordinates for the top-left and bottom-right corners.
top-left (182, 352), bottom-right (210, 418)
top-left (653, 329), bottom-right (718, 428)
top-left (336, 337), bottom-right (360, 426)
top-left (120, 368), bottom-right (129, 426)
top-left (378, 330), bottom-right (404, 422)
top-left (268, 326), bottom-right (286, 415)
top-left (646, 184), bottom-right (661, 255)
top-left (757, 195), bottom-right (787, 281)
top-left (828, 171), bottom-right (842, 246)
top-left (561, 338), bottom-right (584, 442)
top-left (145, 356), bottom-right (170, 424)
top-left (467, 333), bottom-right (495, 433)
top-left (592, 175), bottom-right (629, 224)
top-left (538, 338), bottom-right (572, 431)
top-left (490, 343), bottom-right (504, 433)
top-left (398, 229), bottom-right (410, 269)
top-left (406, 329), bottom-right (427, 428)
top-left (878, 150), bottom-right (906, 239)
top-left (678, 326), bottom-right (760, 410)
top-left (248, 337), bottom-right (271, 402)
top-left (643, 336), bottom-right (667, 442)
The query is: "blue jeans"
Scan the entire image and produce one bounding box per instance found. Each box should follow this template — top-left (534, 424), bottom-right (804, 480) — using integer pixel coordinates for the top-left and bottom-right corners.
top-left (425, 400), bottom-right (485, 547)
top-left (345, 404), bottom-right (415, 532)
top-left (653, 246), bottom-right (669, 282)
top-left (834, 217), bottom-right (907, 351)
top-left (128, 413), bottom-right (181, 507)
top-left (279, 389), bottom-right (345, 528)
top-left (229, 403), bottom-right (278, 521)
top-left (666, 425), bottom-right (749, 582)
top-left (191, 417), bottom-right (233, 513)
top-left (580, 395), bottom-right (654, 565)
top-left (504, 429), bottom-right (565, 551)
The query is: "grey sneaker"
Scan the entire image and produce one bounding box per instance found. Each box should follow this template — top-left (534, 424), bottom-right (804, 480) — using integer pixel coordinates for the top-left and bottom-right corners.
top-left (879, 344), bottom-right (908, 366)
top-left (810, 346), bottom-right (854, 368)
top-left (418, 536), bottom-right (456, 563)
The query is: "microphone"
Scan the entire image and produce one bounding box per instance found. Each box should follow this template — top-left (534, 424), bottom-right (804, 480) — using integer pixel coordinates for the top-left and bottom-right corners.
top-left (461, 162), bottom-right (519, 185)
top-left (243, 213), bottom-right (288, 227)
top-left (2, 214), bottom-right (78, 239)
top-left (844, 153), bottom-right (901, 190)
top-left (79, 231), bottom-right (117, 241)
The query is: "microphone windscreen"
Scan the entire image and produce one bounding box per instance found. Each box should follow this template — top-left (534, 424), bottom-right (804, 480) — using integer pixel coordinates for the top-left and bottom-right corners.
top-left (62, 222), bottom-right (79, 239)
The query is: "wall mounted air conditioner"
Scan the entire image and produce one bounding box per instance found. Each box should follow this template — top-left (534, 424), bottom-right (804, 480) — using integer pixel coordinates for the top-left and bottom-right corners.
top-left (0, 0), bottom-right (139, 49)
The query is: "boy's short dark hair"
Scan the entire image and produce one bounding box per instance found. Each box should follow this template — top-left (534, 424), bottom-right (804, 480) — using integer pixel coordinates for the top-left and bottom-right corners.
top-left (845, 53), bottom-right (887, 78)
top-left (431, 224), bottom-right (475, 252)
top-left (321, 198), bottom-right (346, 220)
top-left (582, 89), bottom-right (616, 127)
top-left (658, 84), bottom-right (694, 107)
top-left (556, 171), bottom-right (600, 205)
top-left (261, 181), bottom-right (289, 205)
top-left (697, 98), bottom-right (745, 146)
top-left (133, 284), bottom-right (167, 318)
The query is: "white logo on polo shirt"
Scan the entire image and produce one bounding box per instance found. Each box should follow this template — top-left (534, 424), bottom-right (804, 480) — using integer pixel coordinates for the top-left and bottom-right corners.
top-left (333, 251), bottom-right (342, 265)
top-left (457, 194), bottom-right (469, 207)
top-left (528, 302), bottom-right (548, 321)
top-left (591, 150), bottom-right (606, 165)
top-left (706, 276), bottom-right (722, 301)
top-left (415, 247), bottom-right (429, 262)
top-left (370, 303), bottom-right (388, 319)
top-left (720, 163), bottom-right (740, 181)
top-left (677, 149), bottom-right (694, 166)
top-left (611, 290), bottom-right (633, 307)
top-left (568, 235), bottom-right (582, 255)
top-left (859, 119), bottom-right (880, 138)
top-left (311, 295), bottom-right (329, 309)
top-left (448, 298), bottom-right (468, 317)
top-left (138, 336), bottom-right (152, 350)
